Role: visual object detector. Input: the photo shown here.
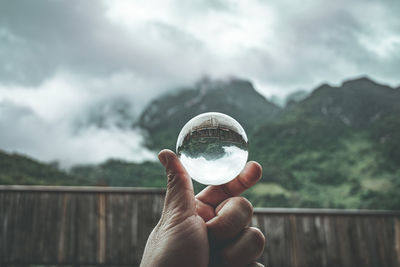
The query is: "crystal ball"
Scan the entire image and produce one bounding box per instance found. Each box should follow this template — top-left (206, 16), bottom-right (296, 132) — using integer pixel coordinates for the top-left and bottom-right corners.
top-left (176, 112), bottom-right (248, 185)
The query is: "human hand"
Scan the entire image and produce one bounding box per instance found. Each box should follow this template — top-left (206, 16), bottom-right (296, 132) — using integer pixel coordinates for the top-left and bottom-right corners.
top-left (140, 149), bottom-right (265, 267)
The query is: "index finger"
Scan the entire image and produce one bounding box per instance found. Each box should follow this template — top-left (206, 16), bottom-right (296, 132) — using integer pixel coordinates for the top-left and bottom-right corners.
top-left (195, 161), bottom-right (262, 207)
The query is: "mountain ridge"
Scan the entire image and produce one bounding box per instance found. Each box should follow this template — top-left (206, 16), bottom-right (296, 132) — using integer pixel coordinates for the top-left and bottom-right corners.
top-left (139, 77), bottom-right (281, 150)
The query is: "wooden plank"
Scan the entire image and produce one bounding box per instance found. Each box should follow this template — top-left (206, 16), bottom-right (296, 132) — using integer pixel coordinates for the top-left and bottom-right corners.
top-left (388, 217), bottom-right (399, 267)
top-left (76, 193), bottom-right (97, 264)
top-left (261, 214), bottom-right (288, 267)
top-left (288, 215), bottom-right (299, 267)
top-left (0, 191), bottom-right (4, 262)
top-left (98, 193), bottom-right (106, 264)
top-left (105, 193), bottom-right (133, 265)
top-left (123, 193), bottom-right (135, 264)
top-left (395, 218), bottom-right (400, 266)
top-left (366, 217), bottom-right (381, 267)
top-left (335, 216), bottom-right (353, 266)
top-left (57, 193), bottom-right (69, 262)
top-left (323, 215), bottom-right (340, 266)
top-left (64, 192), bottom-right (77, 263)
top-left (136, 194), bottom-right (160, 262)
top-left (274, 214), bottom-right (286, 267)
top-left (347, 216), bottom-right (364, 266)
top-left (300, 215), bottom-right (321, 266)
top-left (105, 193), bottom-right (117, 264)
top-left (377, 217), bottom-right (389, 266)
top-left (314, 215), bottom-right (327, 267)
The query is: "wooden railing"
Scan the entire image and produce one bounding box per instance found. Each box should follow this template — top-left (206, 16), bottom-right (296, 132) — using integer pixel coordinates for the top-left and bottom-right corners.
top-left (1, 185), bottom-right (400, 267)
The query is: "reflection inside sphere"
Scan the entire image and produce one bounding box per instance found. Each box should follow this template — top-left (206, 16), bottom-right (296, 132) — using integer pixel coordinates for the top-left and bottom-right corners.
top-left (176, 112), bottom-right (248, 185)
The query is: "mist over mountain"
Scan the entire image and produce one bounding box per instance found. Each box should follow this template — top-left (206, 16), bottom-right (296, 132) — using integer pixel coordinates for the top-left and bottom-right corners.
top-left (1, 76), bottom-right (400, 209)
top-left (75, 97), bottom-right (137, 130)
top-left (0, 96), bottom-right (155, 166)
top-left (284, 90), bottom-right (310, 106)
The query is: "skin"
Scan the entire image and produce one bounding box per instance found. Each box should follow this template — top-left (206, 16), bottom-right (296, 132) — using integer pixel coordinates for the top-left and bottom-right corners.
top-left (140, 149), bottom-right (265, 267)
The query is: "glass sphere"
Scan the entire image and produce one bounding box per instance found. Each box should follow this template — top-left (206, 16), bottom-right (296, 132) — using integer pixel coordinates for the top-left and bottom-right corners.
top-left (176, 112), bottom-right (248, 185)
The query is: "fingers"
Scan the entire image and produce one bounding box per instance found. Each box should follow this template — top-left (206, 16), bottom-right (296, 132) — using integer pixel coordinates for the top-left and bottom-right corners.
top-left (196, 161), bottom-right (262, 207)
top-left (158, 149), bottom-right (195, 221)
top-left (195, 198), bottom-right (216, 222)
top-left (206, 196), bottom-right (253, 241)
top-left (221, 227), bottom-right (265, 267)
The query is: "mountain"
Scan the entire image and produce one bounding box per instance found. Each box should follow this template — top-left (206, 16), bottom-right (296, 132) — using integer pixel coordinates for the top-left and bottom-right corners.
top-left (139, 77), bottom-right (281, 151)
top-left (248, 76), bottom-right (400, 209)
top-left (295, 77), bottom-right (400, 128)
top-left (287, 77), bottom-right (400, 166)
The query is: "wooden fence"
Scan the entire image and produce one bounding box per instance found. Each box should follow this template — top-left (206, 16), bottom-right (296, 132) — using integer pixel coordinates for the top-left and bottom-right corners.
top-left (1, 185), bottom-right (400, 267)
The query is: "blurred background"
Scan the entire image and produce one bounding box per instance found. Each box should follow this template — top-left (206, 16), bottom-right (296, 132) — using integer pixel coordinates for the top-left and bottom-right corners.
top-left (1, 0), bottom-right (400, 210)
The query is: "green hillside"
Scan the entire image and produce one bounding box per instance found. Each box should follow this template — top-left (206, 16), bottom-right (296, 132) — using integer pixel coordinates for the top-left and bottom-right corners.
top-left (0, 150), bottom-right (166, 188)
top-left (70, 160), bottom-right (164, 187)
top-left (0, 151), bottom-right (92, 185)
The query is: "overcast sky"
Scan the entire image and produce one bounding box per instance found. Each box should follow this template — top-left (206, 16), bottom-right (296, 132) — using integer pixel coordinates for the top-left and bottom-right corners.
top-left (0, 0), bottom-right (399, 165)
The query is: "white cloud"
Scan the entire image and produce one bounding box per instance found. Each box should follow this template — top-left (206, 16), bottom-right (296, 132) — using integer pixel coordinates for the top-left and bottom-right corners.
top-left (0, 71), bottom-right (162, 166)
top-left (0, 99), bottom-right (156, 167)
top-left (0, 0), bottom-right (399, 164)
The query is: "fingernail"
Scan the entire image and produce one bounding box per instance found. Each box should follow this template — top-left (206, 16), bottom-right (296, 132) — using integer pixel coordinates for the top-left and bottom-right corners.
top-left (158, 152), bottom-right (168, 167)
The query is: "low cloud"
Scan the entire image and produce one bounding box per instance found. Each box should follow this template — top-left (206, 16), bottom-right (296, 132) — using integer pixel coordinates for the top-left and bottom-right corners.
top-left (0, 99), bottom-right (155, 166)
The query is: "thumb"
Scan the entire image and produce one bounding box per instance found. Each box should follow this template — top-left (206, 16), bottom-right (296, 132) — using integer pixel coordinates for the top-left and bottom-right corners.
top-left (158, 149), bottom-right (196, 220)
